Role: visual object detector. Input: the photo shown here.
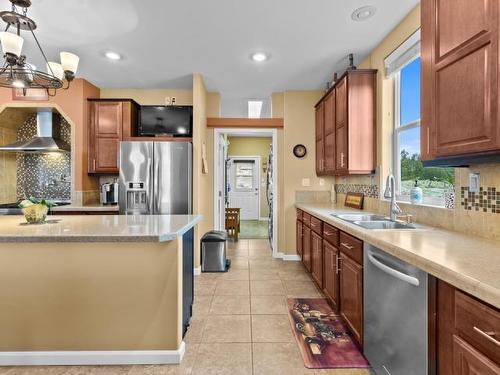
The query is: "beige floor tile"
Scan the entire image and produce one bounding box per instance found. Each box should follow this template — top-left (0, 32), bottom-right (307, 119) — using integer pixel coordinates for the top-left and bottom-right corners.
top-left (251, 295), bottom-right (288, 314)
top-left (192, 295), bottom-right (213, 317)
top-left (249, 269), bottom-right (281, 281)
top-left (229, 257), bottom-right (249, 270)
top-left (249, 258), bottom-right (280, 270)
top-left (250, 280), bottom-right (285, 296)
top-left (279, 261), bottom-right (307, 271)
top-left (251, 314), bottom-right (295, 343)
top-left (283, 280), bottom-right (323, 298)
top-left (253, 342), bottom-right (310, 375)
top-left (278, 270), bottom-right (312, 281)
top-left (191, 343), bottom-right (252, 375)
top-left (202, 315), bottom-right (251, 343)
top-left (248, 247), bottom-right (273, 258)
top-left (215, 280), bottom-right (250, 295)
top-left (219, 269), bottom-right (249, 281)
top-left (248, 239), bottom-right (271, 249)
top-left (209, 295), bottom-right (250, 315)
top-left (195, 273), bottom-right (221, 283)
top-left (227, 240), bottom-right (249, 250)
top-left (227, 247), bottom-right (249, 258)
top-left (184, 316), bottom-right (207, 344)
top-left (194, 282), bottom-right (216, 296)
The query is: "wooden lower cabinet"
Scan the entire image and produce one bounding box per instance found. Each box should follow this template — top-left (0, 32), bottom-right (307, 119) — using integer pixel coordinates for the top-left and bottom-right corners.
top-left (437, 280), bottom-right (500, 374)
top-left (296, 219), bottom-right (303, 259)
top-left (323, 240), bottom-right (339, 311)
top-left (339, 252), bottom-right (363, 346)
top-left (453, 335), bottom-right (500, 375)
top-left (311, 231), bottom-right (323, 287)
top-left (302, 225), bottom-right (311, 272)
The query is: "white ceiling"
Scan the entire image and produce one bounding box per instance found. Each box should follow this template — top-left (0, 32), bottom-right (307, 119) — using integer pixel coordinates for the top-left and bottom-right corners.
top-left (7, 0), bottom-right (418, 99)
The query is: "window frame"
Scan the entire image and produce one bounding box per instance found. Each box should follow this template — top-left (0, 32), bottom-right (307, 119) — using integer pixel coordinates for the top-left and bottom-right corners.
top-left (393, 58), bottom-right (421, 200)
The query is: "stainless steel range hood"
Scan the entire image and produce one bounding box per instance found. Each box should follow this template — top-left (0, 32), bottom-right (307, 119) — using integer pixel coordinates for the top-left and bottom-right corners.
top-left (0, 111), bottom-right (70, 153)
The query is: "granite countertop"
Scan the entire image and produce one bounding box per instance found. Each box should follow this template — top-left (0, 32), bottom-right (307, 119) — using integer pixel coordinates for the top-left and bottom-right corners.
top-left (0, 214), bottom-right (202, 243)
top-left (296, 202), bottom-right (500, 309)
top-left (51, 204), bottom-right (120, 212)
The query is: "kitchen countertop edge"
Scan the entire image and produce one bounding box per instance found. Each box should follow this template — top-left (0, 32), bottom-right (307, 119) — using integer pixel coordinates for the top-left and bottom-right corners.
top-left (296, 202), bottom-right (500, 309)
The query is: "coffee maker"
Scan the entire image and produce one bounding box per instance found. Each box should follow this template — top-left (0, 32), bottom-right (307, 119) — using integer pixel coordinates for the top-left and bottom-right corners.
top-left (100, 181), bottom-right (119, 205)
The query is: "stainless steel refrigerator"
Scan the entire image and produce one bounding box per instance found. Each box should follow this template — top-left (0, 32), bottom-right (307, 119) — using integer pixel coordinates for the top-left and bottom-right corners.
top-left (118, 141), bottom-right (192, 215)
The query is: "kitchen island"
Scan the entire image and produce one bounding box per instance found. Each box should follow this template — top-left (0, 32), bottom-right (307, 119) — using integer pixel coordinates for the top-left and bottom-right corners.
top-left (0, 214), bottom-right (202, 366)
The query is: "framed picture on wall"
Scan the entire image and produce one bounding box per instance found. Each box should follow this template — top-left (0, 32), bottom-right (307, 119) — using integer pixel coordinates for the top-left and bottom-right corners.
top-left (11, 88), bottom-right (49, 101)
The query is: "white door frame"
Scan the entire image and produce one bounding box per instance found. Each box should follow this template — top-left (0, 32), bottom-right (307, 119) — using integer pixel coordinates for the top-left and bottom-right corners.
top-left (227, 155), bottom-right (261, 220)
top-left (213, 128), bottom-right (279, 258)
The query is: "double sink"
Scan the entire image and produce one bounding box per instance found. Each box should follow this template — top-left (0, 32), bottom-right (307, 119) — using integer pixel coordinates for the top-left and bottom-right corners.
top-left (333, 213), bottom-right (420, 230)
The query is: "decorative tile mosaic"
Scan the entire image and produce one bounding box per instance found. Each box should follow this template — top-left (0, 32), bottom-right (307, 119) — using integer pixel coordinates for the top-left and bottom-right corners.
top-left (460, 187), bottom-right (500, 214)
top-left (16, 113), bottom-right (71, 201)
top-left (445, 191), bottom-right (455, 210)
top-left (335, 183), bottom-right (379, 199)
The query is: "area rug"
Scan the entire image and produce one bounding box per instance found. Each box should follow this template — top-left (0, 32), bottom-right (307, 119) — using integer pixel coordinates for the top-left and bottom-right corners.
top-left (287, 298), bottom-right (370, 369)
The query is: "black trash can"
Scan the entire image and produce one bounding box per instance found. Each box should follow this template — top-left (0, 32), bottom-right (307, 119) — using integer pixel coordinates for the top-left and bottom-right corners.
top-left (201, 230), bottom-right (231, 272)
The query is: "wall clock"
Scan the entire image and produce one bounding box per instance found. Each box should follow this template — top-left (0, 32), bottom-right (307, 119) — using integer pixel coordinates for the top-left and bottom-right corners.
top-left (293, 144), bottom-right (307, 158)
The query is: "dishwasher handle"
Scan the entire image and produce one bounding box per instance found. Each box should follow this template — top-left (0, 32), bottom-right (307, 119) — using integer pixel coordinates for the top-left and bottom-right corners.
top-left (367, 252), bottom-right (420, 287)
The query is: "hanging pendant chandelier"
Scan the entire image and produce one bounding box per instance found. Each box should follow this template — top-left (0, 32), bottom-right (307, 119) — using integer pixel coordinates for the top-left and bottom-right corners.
top-left (0, 0), bottom-right (79, 96)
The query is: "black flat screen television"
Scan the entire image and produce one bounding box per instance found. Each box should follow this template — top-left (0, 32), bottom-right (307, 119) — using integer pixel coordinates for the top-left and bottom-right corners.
top-left (138, 105), bottom-right (193, 137)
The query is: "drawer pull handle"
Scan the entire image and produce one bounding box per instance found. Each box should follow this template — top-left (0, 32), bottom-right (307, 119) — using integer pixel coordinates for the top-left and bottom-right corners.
top-left (473, 326), bottom-right (500, 347)
top-left (340, 242), bottom-right (354, 250)
top-left (324, 231), bottom-right (334, 236)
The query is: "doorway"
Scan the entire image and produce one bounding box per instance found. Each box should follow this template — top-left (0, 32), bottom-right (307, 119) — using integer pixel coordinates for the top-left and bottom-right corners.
top-left (214, 128), bottom-right (278, 256)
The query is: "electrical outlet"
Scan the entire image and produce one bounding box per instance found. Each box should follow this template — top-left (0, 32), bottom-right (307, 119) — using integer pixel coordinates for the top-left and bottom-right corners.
top-left (302, 178), bottom-right (311, 187)
top-left (171, 97), bottom-right (176, 105)
top-left (469, 173), bottom-right (480, 193)
top-left (319, 178), bottom-right (325, 186)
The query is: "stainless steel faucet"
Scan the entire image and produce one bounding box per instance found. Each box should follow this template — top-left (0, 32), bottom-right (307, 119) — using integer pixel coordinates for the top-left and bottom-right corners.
top-left (384, 174), bottom-right (402, 221)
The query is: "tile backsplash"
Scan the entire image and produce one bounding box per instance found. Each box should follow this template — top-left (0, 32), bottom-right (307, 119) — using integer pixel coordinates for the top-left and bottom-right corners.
top-left (460, 187), bottom-right (500, 214)
top-left (16, 114), bottom-right (71, 201)
top-left (335, 183), bottom-right (379, 198)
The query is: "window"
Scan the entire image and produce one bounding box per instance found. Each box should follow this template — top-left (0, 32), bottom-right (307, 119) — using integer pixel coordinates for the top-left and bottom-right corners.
top-left (234, 161), bottom-right (255, 190)
top-left (393, 57), bottom-right (454, 206)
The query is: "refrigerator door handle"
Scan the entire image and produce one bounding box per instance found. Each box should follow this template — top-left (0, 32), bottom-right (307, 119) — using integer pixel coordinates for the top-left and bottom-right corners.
top-left (147, 154), bottom-right (155, 214)
top-left (154, 147), bottom-right (161, 214)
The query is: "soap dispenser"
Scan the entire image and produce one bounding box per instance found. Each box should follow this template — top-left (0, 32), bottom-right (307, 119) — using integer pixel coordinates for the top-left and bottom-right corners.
top-left (410, 180), bottom-right (423, 204)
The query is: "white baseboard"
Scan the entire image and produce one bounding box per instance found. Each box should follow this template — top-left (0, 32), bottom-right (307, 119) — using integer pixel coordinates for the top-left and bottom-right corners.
top-left (0, 342), bottom-right (185, 366)
top-left (193, 267), bottom-right (201, 276)
top-left (282, 254), bottom-right (301, 261)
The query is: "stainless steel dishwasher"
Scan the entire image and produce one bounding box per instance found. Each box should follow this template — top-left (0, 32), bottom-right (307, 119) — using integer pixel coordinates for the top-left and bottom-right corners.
top-left (364, 243), bottom-right (428, 375)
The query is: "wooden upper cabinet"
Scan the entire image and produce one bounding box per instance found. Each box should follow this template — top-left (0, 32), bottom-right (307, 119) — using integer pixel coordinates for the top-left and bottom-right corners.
top-left (421, 0), bottom-right (500, 160)
top-left (323, 91), bottom-right (336, 173)
top-left (88, 99), bottom-right (138, 174)
top-left (94, 102), bottom-right (123, 138)
top-left (315, 102), bottom-right (325, 175)
top-left (315, 70), bottom-right (376, 176)
top-left (335, 77), bottom-right (347, 128)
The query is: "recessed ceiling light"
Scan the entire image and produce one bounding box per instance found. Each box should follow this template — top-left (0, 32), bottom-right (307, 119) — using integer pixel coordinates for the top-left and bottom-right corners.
top-left (251, 52), bottom-right (268, 62)
top-left (104, 51), bottom-right (122, 61)
top-left (351, 6), bottom-right (376, 21)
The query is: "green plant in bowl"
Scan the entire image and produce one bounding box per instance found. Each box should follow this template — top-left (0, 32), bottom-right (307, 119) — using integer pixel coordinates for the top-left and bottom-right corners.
top-left (19, 198), bottom-right (57, 224)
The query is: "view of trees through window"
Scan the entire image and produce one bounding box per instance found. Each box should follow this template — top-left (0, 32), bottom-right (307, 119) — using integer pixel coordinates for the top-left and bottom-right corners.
top-left (396, 58), bottom-right (454, 206)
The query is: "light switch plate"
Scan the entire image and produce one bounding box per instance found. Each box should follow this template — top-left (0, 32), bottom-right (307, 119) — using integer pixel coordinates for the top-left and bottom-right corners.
top-left (302, 178), bottom-right (311, 187)
top-left (319, 178), bottom-right (325, 186)
top-left (469, 173), bottom-right (480, 193)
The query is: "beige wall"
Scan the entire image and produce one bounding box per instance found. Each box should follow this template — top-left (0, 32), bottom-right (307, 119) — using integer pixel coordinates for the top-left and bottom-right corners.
top-left (337, 4), bottom-right (500, 242)
top-left (100, 89), bottom-right (193, 106)
top-left (227, 136), bottom-right (272, 218)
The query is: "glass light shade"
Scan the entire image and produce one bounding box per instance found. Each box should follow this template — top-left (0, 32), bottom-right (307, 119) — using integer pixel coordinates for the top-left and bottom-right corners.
top-left (0, 32), bottom-right (24, 57)
top-left (46, 62), bottom-right (64, 80)
top-left (60, 52), bottom-right (79, 74)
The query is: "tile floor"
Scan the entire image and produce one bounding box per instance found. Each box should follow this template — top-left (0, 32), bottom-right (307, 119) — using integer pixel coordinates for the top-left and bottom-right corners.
top-left (0, 239), bottom-right (371, 375)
